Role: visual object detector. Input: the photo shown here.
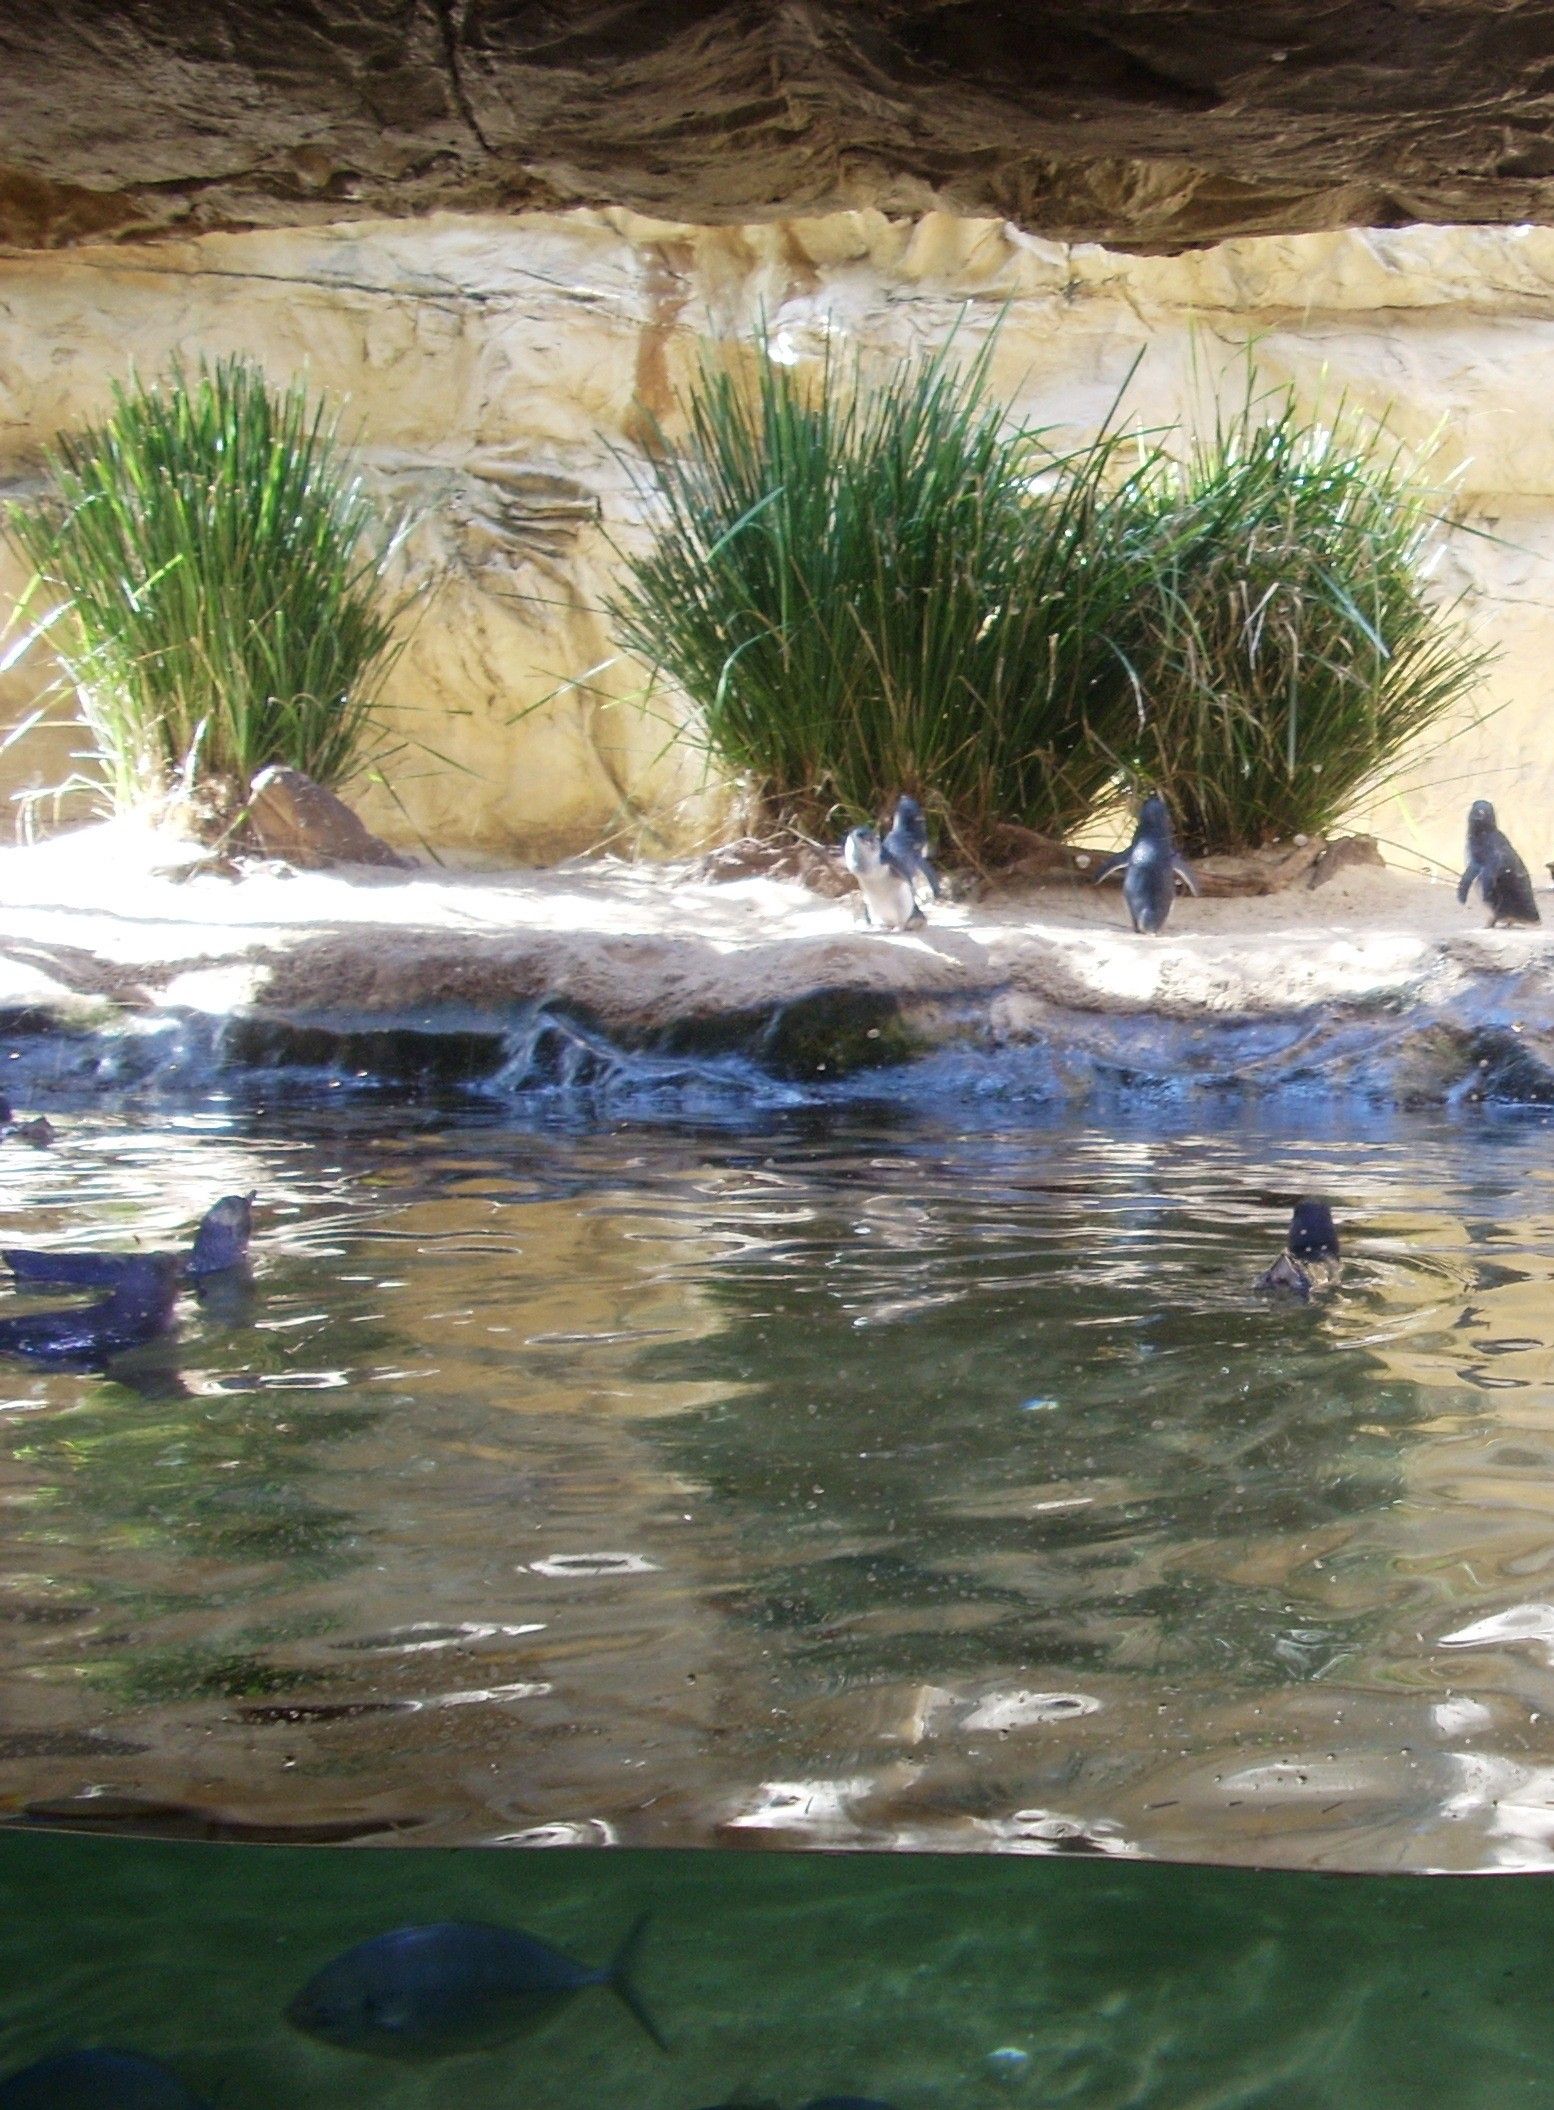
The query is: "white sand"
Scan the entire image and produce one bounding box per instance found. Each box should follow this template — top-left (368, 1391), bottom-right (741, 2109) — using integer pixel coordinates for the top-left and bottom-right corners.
top-left (0, 818), bottom-right (1548, 1036)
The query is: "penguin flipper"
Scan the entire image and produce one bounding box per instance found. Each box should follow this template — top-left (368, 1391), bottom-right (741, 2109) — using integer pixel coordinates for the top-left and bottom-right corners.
top-left (1092, 851), bottom-right (1130, 885)
top-left (1172, 855), bottom-right (1200, 897)
top-left (1457, 861), bottom-right (1479, 907)
top-left (898, 850), bottom-right (938, 905)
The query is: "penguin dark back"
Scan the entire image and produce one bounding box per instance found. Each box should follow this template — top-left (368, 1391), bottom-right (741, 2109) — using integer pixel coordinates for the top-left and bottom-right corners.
top-left (1459, 798), bottom-right (1541, 927)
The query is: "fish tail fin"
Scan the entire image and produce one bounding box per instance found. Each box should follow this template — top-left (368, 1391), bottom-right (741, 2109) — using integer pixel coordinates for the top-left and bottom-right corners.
top-left (609, 1910), bottom-right (669, 2053)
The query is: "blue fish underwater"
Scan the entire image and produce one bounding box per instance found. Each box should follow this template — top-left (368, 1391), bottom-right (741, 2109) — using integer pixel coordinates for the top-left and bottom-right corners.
top-left (696, 2100), bottom-right (898, 2109)
top-left (286, 1913), bottom-right (666, 2059)
top-left (4, 1194), bottom-right (255, 1291)
top-left (0, 1254), bottom-right (182, 1366)
top-left (0, 2048), bottom-right (211, 2109)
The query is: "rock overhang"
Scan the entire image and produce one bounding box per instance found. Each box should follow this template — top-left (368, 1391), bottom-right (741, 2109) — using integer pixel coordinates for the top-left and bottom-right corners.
top-left (10, 3), bottom-right (1554, 255)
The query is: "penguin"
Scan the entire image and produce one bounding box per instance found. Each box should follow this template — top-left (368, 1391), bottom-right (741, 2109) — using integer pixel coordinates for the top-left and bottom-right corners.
top-left (0, 1095), bottom-right (53, 1148)
top-left (882, 795), bottom-right (941, 906)
top-left (1254, 1199), bottom-right (1342, 1301)
top-left (186, 1191), bottom-right (256, 1278)
top-left (1458, 799), bottom-right (1540, 927)
top-left (843, 826), bottom-right (923, 931)
top-left (1092, 794), bottom-right (1199, 934)
top-left (4, 1193), bottom-right (255, 1291)
top-left (0, 1252), bottom-right (182, 1365)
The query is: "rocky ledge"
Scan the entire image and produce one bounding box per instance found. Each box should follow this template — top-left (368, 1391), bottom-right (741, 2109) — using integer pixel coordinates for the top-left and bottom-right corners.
top-left (13, 3), bottom-right (1554, 254)
top-left (3, 822), bottom-right (1554, 1110)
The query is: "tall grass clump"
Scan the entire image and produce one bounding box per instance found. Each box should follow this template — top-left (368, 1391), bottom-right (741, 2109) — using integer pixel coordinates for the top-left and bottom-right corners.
top-left (1107, 387), bottom-right (1492, 854)
top-left (7, 356), bottom-right (409, 815)
top-left (609, 334), bottom-right (1159, 848)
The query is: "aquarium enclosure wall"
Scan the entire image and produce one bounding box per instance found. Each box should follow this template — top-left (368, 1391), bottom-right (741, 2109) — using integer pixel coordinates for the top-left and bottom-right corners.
top-left (9, 5), bottom-right (1554, 2107)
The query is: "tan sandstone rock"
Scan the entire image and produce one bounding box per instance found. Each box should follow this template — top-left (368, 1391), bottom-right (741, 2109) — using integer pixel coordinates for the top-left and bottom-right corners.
top-left (246, 767), bottom-right (410, 872)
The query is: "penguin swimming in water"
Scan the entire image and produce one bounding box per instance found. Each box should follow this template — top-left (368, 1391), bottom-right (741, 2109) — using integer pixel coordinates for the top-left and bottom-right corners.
top-left (3, 1193), bottom-right (255, 1292)
top-left (0, 1252), bottom-right (181, 1366)
top-left (1254, 1199), bottom-right (1342, 1301)
top-left (882, 796), bottom-right (941, 907)
top-left (1458, 800), bottom-right (1540, 927)
top-left (1092, 794), bottom-right (1199, 934)
top-left (0, 1095), bottom-right (53, 1149)
top-left (843, 825), bottom-right (923, 931)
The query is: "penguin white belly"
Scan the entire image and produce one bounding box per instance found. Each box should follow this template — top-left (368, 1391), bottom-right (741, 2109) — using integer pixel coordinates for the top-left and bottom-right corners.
top-left (856, 865), bottom-right (919, 930)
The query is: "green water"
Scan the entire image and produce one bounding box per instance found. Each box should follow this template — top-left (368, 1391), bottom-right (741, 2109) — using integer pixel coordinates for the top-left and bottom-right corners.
top-left (3, 1829), bottom-right (1554, 2107)
top-left (4, 1101), bottom-right (1554, 1875)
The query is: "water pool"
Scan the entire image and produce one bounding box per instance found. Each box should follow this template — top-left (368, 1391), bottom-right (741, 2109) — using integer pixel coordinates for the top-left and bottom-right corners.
top-left (6, 1829), bottom-right (1554, 2107)
top-left (2, 1096), bottom-right (1554, 1876)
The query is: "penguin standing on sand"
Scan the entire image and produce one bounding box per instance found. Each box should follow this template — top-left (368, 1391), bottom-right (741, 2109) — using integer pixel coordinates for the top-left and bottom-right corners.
top-left (843, 825), bottom-right (924, 932)
top-left (882, 796), bottom-right (941, 907)
top-left (1254, 1200), bottom-right (1342, 1301)
top-left (1093, 794), bottom-right (1199, 934)
top-left (1459, 799), bottom-right (1540, 927)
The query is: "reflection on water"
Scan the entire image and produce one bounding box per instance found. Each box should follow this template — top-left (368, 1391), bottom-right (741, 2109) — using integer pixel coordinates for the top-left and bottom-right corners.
top-left (6, 1832), bottom-right (1554, 2108)
top-left (7, 1105), bottom-right (1554, 1866)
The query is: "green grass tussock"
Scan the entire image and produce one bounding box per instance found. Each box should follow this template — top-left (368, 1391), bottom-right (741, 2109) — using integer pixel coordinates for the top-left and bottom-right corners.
top-left (612, 337), bottom-right (1489, 861)
top-left (609, 334), bottom-right (1160, 850)
top-left (7, 356), bottom-right (409, 814)
top-left (1105, 387), bottom-right (1492, 855)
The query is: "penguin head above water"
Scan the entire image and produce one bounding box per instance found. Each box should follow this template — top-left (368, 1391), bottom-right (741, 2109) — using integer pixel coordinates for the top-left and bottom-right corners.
top-left (1288, 1199), bottom-right (1339, 1261)
top-left (188, 1192), bottom-right (256, 1277)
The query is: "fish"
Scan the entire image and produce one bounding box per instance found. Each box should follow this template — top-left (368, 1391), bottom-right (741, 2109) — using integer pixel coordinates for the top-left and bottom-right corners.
top-left (695, 2099), bottom-right (896, 2109)
top-left (4, 1195), bottom-right (255, 1292)
top-left (0, 2047), bottom-right (212, 2108)
top-left (0, 1254), bottom-right (182, 1366)
top-left (286, 1912), bottom-right (666, 2059)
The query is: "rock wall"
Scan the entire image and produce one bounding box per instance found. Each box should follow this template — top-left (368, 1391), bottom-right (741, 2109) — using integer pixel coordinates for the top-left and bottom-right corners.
top-left (14, 2), bottom-right (1554, 255)
top-left (2, 208), bottom-right (1553, 869)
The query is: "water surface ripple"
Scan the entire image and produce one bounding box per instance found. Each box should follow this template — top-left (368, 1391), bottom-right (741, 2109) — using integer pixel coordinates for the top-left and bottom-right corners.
top-left (3, 1103), bottom-right (1554, 1868)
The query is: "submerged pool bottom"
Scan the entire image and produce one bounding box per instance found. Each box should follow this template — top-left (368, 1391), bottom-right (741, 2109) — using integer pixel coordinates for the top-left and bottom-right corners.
top-left (1, 1830), bottom-right (1553, 2108)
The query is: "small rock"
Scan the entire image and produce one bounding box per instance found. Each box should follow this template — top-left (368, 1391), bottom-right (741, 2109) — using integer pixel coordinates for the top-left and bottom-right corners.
top-left (690, 835), bottom-right (853, 897)
top-left (1307, 834), bottom-right (1385, 889)
top-left (1194, 837), bottom-right (1326, 896)
top-left (246, 766), bottom-right (410, 871)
